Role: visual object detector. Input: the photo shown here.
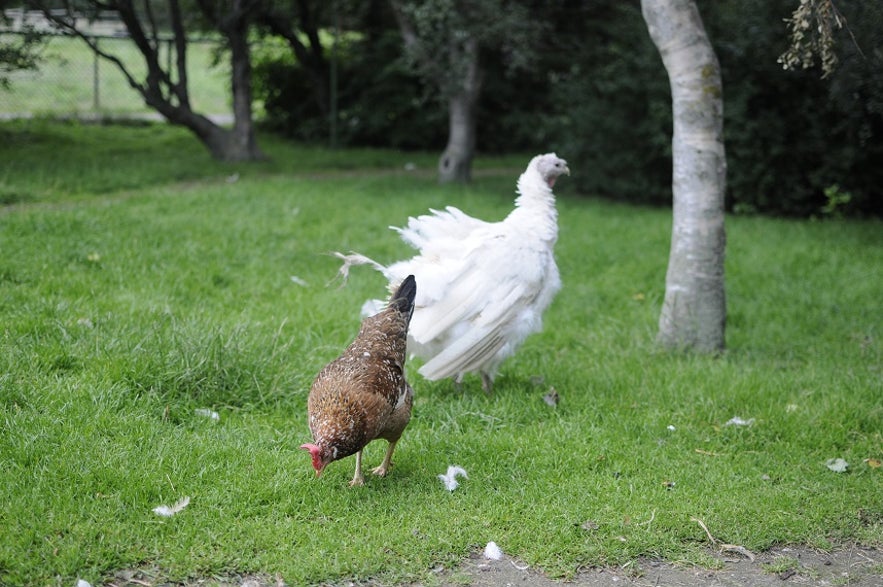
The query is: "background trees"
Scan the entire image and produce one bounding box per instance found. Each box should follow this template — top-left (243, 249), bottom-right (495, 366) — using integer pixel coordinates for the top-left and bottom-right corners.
top-left (0, 2), bottom-right (45, 89)
top-left (29, 0), bottom-right (265, 161)
top-left (389, 0), bottom-right (539, 183)
top-left (4, 0), bottom-right (880, 216)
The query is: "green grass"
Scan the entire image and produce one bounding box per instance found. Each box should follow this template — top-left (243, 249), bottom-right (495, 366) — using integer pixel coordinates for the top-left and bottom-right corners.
top-left (1, 121), bottom-right (881, 586)
top-left (0, 34), bottom-right (229, 116)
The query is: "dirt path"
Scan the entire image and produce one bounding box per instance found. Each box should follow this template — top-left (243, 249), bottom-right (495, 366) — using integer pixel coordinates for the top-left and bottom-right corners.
top-left (438, 544), bottom-right (883, 587)
top-left (114, 544), bottom-right (881, 586)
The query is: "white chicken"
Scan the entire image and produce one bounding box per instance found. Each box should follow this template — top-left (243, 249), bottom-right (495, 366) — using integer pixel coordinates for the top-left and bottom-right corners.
top-left (336, 153), bottom-right (569, 391)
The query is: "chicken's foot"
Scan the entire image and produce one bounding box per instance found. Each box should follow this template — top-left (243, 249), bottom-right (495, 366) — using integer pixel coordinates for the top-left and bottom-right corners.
top-left (349, 450), bottom-right (365, 486)
top-left (371, 440), bottom-right (398, 477)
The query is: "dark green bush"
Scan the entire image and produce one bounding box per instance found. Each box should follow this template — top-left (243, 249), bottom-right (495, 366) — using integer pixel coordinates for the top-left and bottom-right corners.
top-left (704, 0), bottom-right (883, 217)
top-left (253, 0), bottom-right (882, 217)
top-left (253, 32), bottom-right (446, 149)
top-left (547, 2), bottom-right (673, 205)
top-left (551, 0), bottom-right (883, 217)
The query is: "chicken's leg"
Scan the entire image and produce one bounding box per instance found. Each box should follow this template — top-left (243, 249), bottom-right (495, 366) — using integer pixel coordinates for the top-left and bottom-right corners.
top-left (480, 372), bottom-right (494, 393)
top-left (371, 440), bottom-right (398, 477)
top-left (350, 450), bottom-right (365, 486)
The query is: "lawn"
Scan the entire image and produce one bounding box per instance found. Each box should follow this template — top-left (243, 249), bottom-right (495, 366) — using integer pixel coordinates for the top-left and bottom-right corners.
top-left (0, 121), bottom-right (881, 586)
top-left (0, 34), bottom-right (230, 117)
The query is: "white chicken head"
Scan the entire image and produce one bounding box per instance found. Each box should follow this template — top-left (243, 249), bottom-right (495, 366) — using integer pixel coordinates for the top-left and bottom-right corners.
top-left (531, 153), bottom-right (570, 188)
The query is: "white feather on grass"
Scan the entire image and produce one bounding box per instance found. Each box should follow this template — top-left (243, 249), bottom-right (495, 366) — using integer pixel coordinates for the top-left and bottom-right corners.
top-left (484, 541), bottom-right (503, 560)
top-left (438, 465), bottom-right (468, 491)
top-left (725, 416), bottom-right (755, 427)
top-left (194, 408), bottom-right (220, 421)
top-left (825, 458), bottom-right (849, 473)
top-left (153, 496), bottom-right (190, 517)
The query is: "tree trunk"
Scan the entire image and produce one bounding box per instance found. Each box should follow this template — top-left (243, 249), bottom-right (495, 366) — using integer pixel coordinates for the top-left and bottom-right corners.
top-left (226, 12), bottom-right (264, 162)
top-left (642, 0), bottom-right (727, 352)
top-left (438, 37), bottom-right (482, 184)
top-left (37, 0), bottom-right (264, 163)
top-left (439, 89), bottom-right (478, 183)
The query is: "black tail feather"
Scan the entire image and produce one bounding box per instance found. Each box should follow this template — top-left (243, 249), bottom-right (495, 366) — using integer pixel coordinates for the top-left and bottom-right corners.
top-left (389, 275), bottom-right (416, 318)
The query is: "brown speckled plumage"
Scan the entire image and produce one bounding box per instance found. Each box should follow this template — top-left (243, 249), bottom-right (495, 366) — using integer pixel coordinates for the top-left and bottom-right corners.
top-left (302, 275), bottom-right (416, 486)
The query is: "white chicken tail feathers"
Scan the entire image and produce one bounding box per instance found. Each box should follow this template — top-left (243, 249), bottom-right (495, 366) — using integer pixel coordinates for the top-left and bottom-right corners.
top-left (419, 327), bottom-right (506, 381)
top-left (416, 281), bottom-right (532, 380)
top-left (409, 276), bottom-right (487, 343)
top-left (332, 251), bottom-right (388, 287)
top-left (388, 275), bottom-right (416, 318)
top-left (394, 206), bottom-right (488, 249)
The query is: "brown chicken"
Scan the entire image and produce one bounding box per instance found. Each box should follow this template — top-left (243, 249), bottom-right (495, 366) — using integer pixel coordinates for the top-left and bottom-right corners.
top-left (301, 275), bottom-right (416, 486)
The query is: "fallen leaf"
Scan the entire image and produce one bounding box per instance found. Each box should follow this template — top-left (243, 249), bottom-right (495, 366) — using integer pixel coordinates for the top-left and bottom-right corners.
top-left (825, 458), bottom-right (849, 473)
top-left (720, 544), bottom-right (756, 562)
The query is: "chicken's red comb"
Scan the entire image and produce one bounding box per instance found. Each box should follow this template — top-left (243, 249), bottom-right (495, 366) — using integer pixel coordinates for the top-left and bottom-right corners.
top-left (300, 443), bottom-right (324, 476)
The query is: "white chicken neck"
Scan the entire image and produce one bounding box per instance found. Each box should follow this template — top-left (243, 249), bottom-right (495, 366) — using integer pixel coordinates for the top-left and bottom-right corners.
top-left (507, 171), bottom-right (559, 243)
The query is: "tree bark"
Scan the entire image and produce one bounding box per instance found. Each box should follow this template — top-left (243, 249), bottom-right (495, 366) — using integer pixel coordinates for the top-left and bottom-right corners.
top-left (390, 1), bottom-right (483, 183)
top-left (225, 5), bottom-right (263, 162)
top-left (438, 36), bottom-right (482, 183)
top-left (642, 0), bottom-right (727, 352)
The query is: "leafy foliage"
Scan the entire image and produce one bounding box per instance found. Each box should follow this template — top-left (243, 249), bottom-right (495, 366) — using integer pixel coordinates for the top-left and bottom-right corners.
top-left (704, 0), bottom-right (883, 217)
top-left (779, 0), bottom-right (843, 78)
top-left (549, 0), bottom-right (883, 217)
top-left (548, 2), bottom-right (672, 205)
top-left (0, 9), bottom-right (45, 90)
top-left (253, 31), bottom-right (447, 149)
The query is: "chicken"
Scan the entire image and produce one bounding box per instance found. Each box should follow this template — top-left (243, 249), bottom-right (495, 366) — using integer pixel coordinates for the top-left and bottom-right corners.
top-left (301, 275), bottom-right (416, 486)
top-left (336, 153), bottom-right (569, 392)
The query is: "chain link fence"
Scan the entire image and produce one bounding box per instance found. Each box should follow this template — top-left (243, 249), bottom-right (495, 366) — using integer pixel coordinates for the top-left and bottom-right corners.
top-left (1, 15), bottom-right (231, 121)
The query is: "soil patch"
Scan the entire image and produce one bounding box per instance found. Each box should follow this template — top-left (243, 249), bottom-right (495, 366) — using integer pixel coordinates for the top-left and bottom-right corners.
top-left (105, 544), bottom-right (882, 586)
top-left (438, 544), bottom-right (882, 587)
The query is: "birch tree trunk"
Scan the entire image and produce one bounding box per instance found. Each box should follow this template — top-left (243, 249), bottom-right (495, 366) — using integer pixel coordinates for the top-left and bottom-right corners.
top-left (641, 0), bottom-right (727, 352)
